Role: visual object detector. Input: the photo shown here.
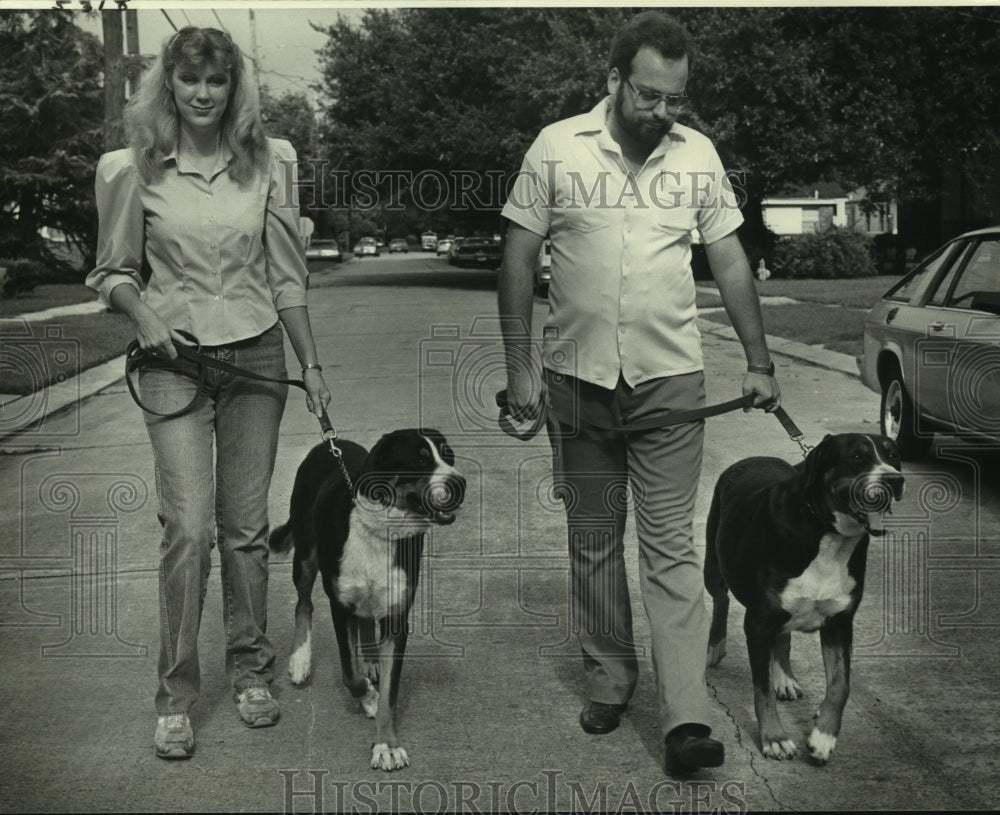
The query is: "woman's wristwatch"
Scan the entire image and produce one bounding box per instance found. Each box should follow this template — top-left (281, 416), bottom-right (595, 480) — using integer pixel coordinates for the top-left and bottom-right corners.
top-left (747, 361), bottom-right (775, 376)
top-left (301, 362), bottom-right (323, 374)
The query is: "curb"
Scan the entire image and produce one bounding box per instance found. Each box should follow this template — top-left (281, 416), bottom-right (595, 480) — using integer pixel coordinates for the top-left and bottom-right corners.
top-left (0, 353), bottom-right (126, 443)
top-left (697, 318), bottom-right (862, 380)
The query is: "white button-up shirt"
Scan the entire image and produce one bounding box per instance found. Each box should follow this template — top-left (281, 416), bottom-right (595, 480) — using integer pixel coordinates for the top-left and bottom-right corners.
top-left (87, 137), bottom-right (308, 346)
top-left (502, 98), bottom-right (743, 389)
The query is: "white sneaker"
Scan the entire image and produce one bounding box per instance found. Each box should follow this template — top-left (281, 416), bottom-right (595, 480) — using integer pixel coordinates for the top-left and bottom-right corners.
top-left (236, 686), bottom-right (279, 728)
top-left (154, 713), bottom-right (194, 759)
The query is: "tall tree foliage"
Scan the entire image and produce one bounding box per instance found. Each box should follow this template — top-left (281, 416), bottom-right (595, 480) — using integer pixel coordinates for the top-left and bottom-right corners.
top-left (312, 7), bottom-right (1000, 242)
top-left (0, 11), bottom-right (103, 276)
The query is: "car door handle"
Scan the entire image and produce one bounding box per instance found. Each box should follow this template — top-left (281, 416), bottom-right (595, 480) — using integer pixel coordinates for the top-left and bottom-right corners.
top-left (929, 321), bottom-right (945, 332)
top-left (885, 307), bottom-right (898, 324)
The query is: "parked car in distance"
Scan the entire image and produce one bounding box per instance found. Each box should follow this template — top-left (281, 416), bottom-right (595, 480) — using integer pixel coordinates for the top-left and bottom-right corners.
top-left (305, 238), bottom-right (341, 264)
top-left (859, 225), bottom-right (1000, 459)
top-left (388, 238), bottom-right (409, 253)
top-left (450, 236), bottom-right (502, 268)
top-left (353, 237), bottom-right (380, 257)
top-left (435, 237), bottom-right (453, 256)
top-left (421, 231), bottom-right (438, 251)
top-left (447, 237), bottom-right (463, 265)
top-left (535, 238), bottom-right (552, 296)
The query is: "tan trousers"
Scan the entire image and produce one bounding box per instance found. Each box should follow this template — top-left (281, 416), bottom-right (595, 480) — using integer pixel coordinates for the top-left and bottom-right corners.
top-left (546, 368), bottom-right (711, 737)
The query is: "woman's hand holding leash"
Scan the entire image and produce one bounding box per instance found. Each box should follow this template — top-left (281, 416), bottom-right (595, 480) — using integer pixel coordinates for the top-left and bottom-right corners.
top-left (301, 367), bottom-right (331, 417)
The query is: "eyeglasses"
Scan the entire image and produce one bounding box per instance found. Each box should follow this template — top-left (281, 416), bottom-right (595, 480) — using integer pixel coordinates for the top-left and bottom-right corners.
top-left (622, 76), bottom-right (690, 112)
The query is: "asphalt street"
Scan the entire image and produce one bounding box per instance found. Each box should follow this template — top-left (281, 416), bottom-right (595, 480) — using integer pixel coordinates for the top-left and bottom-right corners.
top-left (1, 252), bottom-right (999, 813)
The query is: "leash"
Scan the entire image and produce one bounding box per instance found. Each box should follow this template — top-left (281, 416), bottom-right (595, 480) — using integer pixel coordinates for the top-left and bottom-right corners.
top-left (496, 388), bottom-right (813, 457)
top-left (125, 331), bottom-right (355, 491)
top-left (771, 406), bottom-right (812, 458)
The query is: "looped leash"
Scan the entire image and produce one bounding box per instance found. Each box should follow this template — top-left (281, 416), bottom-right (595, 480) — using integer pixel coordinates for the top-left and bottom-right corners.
top-left (496, 389), bottom-right (755, 439)
top-left (496, 388), bottom-right (813, 456)
top-left (126, 331), bottom-right (353, 483)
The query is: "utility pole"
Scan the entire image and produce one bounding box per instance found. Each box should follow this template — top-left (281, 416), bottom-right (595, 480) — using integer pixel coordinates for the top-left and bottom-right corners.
top-left (124, 9), bottom-right (140, 97)
top-left (101, 11), bottom-right (125, 151)
top-left (248, 9), bottom-right (261, 90)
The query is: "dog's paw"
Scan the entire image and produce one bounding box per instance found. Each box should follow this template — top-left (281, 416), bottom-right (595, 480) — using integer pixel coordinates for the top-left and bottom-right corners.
top-left (806, 728), bottom-right (837, 764)
top-left (371, 743), bottom-right (409, 771)
top-left (361, 679), bottom-right (379, 718)
top-left (706, 639), bottom-right (727, 667)
top-left (287, 641), bottom-right (312, 686)
top-left (761, 736), bottom-right (799, 760)
top-left (773, 674), bottom-right (803, 701)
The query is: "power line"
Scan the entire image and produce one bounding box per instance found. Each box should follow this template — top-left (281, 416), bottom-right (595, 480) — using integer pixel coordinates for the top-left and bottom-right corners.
top-left (211, 9), bottom-right (229, 33)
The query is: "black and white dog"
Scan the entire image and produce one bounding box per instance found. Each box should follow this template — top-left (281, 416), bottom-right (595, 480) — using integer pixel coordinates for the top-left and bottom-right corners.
top-left (269, 429), bottom-right (465, 771)
top-left (704, 433), bottom-right (904, 764)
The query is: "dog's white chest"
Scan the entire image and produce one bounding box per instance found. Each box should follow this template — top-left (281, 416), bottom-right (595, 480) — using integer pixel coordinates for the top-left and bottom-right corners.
top-left (779, 533), bottom-right (859, 633)
top-left (336, 527), bottom-right (408, 619)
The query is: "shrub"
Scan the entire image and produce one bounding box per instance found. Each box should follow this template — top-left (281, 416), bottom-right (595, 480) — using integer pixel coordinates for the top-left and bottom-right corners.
top-left (771, 226), bottom-right (877, 279)
top-left (0, 258), bottom-right (47, 299)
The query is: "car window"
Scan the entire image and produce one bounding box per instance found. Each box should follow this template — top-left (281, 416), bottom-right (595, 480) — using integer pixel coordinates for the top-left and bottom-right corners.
top-left (886, 242), bottom-right (954, 303)
top-left (946, 239), bottom-right (1000, 310)
top-left (927, 243), bottom-right (972, 306)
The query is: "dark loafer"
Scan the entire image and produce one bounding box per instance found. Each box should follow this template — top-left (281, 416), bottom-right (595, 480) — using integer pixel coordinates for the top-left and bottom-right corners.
top-left (579, 701), bottom-right (628, 734)
top-left (664, 728), bottom-right (725, 775)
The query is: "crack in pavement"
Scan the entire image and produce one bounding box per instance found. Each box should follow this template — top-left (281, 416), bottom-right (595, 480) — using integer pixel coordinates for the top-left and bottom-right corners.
top-left (707, 676), bottom-right (789, 811)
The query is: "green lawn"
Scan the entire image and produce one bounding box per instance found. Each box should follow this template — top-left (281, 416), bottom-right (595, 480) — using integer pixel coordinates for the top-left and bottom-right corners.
top-left (751, 275), bottom-right (898, 310)
top-left (1, 311), bottom-right (135, 395)
top-left (0, 283), bottom-right (95, 316)
top-left (700, 302), bottom-right (868, 358)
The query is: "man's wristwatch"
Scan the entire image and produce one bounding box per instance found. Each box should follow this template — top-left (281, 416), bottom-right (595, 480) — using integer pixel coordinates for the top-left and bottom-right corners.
top-left (747, 361), bottom-right (775, 376)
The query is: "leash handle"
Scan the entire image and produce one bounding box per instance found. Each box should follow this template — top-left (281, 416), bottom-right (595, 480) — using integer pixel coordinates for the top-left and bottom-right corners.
top-left (495, 390), bottom-right (548, 441)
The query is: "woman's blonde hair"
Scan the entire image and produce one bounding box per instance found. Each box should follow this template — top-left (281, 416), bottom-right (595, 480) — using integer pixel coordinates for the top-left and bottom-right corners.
top-left (125, 26), bottom-right (268, 184)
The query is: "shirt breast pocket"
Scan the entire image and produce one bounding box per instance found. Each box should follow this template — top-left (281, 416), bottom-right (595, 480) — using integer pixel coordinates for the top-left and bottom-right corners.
top-left (217, 217), bottom-right (264, 268)
top-left (555, 202), bottom-right (611, 235)
top-left (652, 206), bottom-right (696, 242)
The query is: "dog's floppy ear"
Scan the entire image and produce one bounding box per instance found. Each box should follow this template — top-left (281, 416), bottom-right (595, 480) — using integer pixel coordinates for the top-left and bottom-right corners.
top-left (357, 432), bottom-right (399, 505)
top-left (803, 434), bottom-right (832, 491)
top-left (420, 427), bottom-right (454, 466)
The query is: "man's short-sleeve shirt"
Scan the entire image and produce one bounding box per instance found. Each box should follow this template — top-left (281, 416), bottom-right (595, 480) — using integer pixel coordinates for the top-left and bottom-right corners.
top-left (501, 97), bottom-right (744, 389)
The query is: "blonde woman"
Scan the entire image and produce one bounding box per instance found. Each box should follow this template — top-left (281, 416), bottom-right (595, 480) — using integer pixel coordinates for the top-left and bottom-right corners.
top-left (87, 27), bottom-right (330, 759)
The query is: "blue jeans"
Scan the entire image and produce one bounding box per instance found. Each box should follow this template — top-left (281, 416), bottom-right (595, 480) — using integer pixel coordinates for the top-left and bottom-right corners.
top-left (546, 369), bottom-right (710, 737)
top-left (139, 323), bottom-right (288, 715)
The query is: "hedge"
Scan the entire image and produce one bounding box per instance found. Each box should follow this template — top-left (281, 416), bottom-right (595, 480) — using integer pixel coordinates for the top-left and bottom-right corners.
top-left (771, 226), bottom-right (877, 279)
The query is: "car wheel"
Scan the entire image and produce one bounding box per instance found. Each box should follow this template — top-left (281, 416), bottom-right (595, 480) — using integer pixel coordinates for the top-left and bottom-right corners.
top-left (880, 365), bottom-right (932, 459)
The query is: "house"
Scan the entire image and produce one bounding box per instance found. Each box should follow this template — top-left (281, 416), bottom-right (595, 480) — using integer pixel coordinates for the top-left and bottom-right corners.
top-left (761, 184), bottom-right (897, 237)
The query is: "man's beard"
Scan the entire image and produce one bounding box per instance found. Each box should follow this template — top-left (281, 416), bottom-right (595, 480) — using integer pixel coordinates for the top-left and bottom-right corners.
top-left (613, 91), bottom-right (672, 149)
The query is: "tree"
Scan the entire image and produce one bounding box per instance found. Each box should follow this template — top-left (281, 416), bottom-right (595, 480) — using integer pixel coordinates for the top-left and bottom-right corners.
top-left (260, 87), bottom-right (317, 161)
top-left (312, 8), bottom-right (1000, 250)
top-left (0, 11), bottom-right (104, 277)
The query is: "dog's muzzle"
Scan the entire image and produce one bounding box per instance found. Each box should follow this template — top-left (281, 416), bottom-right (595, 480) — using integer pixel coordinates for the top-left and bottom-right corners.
top-left (418, 474), bottom-right (466, 525)
top-left (849, 469), bottom-right (905, 523)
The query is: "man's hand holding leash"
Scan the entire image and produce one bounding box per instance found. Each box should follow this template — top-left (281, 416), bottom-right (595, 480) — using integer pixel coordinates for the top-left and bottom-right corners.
top-left (743, 365), bottom-right (781, 414)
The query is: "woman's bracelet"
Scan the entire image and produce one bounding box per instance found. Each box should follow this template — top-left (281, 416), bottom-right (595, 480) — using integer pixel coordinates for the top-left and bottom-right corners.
top-left (301, 363), bottom-right (323, 374)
